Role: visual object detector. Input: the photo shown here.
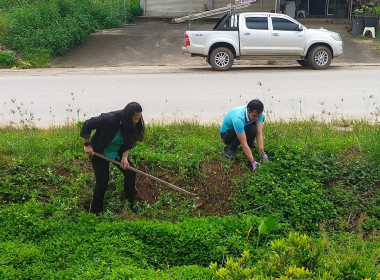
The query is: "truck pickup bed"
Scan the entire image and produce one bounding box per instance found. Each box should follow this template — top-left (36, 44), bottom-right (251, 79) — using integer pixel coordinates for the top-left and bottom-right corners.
top-left (182, 13), bottom-right (343, 71)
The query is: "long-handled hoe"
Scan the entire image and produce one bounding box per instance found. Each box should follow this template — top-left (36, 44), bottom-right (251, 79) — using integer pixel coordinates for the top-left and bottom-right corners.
top-left (93, 152), bottom-right (197, 198)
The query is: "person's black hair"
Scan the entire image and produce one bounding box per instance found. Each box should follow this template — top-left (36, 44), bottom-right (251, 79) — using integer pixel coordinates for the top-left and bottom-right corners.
top-left (120, 102), bottom-right (145, 149)
top-left (247, 99), bottom-right (264, 113)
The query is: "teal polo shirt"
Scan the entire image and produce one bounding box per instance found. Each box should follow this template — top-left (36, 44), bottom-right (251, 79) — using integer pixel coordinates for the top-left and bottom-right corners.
top-left (220, 105), bottom-right (264, 134)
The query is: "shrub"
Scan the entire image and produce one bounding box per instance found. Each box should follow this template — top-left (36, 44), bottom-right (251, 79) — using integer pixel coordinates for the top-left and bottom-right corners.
top-left (0, 50), bottom-right (16, 67)
top-left (233, 145), bottom-right (338, 232)
top-left (0, 0), bottom-right (143, 67)
top-left (211, 232), bottom-right (380, 280)
top-left (211, 251), bottom-right (256, 280)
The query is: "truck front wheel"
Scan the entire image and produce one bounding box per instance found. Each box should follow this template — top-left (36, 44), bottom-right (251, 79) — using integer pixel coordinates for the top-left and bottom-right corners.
top-left (210, 47), bottom-right (234, 71)
top-left (307, 46), bottom-right (332, 70)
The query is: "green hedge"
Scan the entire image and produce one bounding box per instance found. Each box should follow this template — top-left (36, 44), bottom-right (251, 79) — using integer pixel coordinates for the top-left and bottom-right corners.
top-left (0, 0), bottom-right (142, 67)
top-left (0, 200), bottom-right (263, 279)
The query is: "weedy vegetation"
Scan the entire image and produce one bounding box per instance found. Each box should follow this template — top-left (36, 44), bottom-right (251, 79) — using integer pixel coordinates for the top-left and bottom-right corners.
top-left (0, 0), bottom-right (142, 68)
top-left (0, 118), bottom-right (379, 279)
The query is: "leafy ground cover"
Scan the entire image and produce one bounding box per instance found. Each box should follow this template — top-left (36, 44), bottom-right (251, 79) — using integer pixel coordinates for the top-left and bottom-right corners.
top-left (0, 0), bottom-right (142, 68)
top-left (0, 120), bottom-right (379, 279)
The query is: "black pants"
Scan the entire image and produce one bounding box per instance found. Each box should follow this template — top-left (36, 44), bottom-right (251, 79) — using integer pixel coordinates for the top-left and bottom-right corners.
top-left (90, 155), bottom-right (136, 214)
top-left (220, 122), bottom-right (257, 152)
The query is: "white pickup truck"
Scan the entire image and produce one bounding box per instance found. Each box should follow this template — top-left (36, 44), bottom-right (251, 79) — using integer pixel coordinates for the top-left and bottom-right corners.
top-left (181, 13), bottom-right (343, 71)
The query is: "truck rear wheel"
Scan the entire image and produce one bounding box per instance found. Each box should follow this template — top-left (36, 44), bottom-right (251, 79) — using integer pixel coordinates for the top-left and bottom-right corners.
top-left (210, 47), bottom-right (234, 71)
top-left (307, 46), bottom-right (332, 70)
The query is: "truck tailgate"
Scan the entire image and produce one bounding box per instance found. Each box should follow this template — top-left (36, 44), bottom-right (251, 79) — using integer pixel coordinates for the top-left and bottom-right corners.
top-left (185, 30), bottom-right (239, 56)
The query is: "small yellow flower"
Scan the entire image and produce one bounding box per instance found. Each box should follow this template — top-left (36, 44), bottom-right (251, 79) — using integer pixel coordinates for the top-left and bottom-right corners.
top-left (287, 173), bottom-right (290, 176)
top-left (236, 229), bottom-right (239, 232)
top-left (272, 181), bottom-right (275, 185)
top-left (156, 269), bottom-right (161, 273)
top-left (316, 223), bottom-right (319, 227)
top-left (102, 261), bottom-right (106, 265)
top-left (295, 174), bottom-right (298, 177)
top-left (312, 188), bottom-right (315, 190)
top-left (277, 158), bottom-right (279, 161)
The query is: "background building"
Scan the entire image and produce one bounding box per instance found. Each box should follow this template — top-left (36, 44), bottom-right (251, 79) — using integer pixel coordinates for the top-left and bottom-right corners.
top-left (139, 0), bottom-right (352, 19)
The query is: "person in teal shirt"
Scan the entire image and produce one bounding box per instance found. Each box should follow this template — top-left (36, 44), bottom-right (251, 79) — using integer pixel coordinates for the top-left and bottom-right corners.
top-left (220, 99), bottom-right (269, 170)
top-left (80, 102), bottom-right (145, 214)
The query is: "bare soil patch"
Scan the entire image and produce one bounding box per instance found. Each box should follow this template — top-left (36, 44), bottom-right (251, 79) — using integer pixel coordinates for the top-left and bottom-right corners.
top-left (134, 160), bottom-right (247, 216)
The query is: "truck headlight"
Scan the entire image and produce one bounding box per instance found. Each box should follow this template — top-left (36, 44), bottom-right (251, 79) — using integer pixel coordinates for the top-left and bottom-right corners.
top-left (331, 34), bottom-right (342, 41)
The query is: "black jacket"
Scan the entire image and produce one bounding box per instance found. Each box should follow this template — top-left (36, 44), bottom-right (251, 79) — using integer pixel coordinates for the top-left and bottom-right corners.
top-left (80, 110), bottom-right (130, 155)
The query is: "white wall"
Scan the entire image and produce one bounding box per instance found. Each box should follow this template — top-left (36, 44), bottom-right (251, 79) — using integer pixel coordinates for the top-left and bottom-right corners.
top-left (141, 0), bottom-right (206, 16)
top-left (141, 0), bottom-right (276, 16)
top-left (215, 0), bottom-right (275, 12)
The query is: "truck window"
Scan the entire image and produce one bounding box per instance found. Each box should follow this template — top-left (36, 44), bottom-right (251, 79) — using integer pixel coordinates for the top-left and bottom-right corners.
top-left (245, 17), bottom-right (268, 30)
top-left (223, 18), bottom-right (232, 28)
top-left (271, 17), bottom-right (299, 31)
top-left (214, 15), bottom-right (239, 30)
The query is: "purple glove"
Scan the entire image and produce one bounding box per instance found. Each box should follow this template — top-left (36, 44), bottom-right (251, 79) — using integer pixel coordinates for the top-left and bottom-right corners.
top-left (252, 161), bottom-right (260, 170)
top-left (262, 153), bottom-right (269, 162)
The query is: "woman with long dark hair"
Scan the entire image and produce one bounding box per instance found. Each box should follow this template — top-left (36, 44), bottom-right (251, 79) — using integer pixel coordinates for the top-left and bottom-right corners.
top-left (80, 102), bottom-right (145, 214)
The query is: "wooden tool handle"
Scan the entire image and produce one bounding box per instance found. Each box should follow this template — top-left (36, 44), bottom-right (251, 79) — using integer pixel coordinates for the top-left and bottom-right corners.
top-left (93, 152), bottom-right (197, 197)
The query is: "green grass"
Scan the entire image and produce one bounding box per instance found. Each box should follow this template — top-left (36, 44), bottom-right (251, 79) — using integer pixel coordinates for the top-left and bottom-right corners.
top-left (0, 0), bottom-right (143, 68)
top-left (0, 120), bottom-right (379, 279)
top-left (374, 37), bottom-right (380, 54)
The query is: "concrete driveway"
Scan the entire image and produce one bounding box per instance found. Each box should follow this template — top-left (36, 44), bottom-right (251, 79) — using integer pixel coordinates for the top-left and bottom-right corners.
top-left (55, 17), bottom-right (380, 68)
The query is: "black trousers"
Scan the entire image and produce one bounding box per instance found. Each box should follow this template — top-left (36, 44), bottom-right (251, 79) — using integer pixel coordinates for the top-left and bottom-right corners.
top-left (220, 122), bottom-right (257, 152)
top-left (90, 155), bottom-right (136, 214)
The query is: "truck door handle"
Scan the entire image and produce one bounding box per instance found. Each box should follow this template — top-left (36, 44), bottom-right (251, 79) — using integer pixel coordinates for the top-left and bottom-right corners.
top-left (243, 32), bottom-right (251, 35)
top-left (272, 33), bottom-right (279, 36)
top-left (195, 34), bottom-right (203, 36)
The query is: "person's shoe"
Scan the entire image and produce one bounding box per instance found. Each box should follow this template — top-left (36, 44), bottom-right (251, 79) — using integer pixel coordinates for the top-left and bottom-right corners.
top-left (222, 146), bottom-right (236, 159)
top-left (131, 205), bottom-right (140, 214)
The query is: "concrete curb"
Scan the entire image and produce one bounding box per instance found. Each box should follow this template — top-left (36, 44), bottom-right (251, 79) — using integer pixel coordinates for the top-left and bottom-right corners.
top-left (1, 63), bottom-right (380, 76)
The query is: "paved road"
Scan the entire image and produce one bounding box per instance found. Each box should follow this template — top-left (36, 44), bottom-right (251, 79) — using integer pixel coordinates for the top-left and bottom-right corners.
top-left (3, 18), bottom-right (378, 127)
top-left (1, 65), bottom-right (379, 127)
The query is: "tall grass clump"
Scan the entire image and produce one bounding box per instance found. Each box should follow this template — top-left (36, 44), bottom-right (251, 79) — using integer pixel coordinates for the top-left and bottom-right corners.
top-left (0, 0), bottom-right (142, 67)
